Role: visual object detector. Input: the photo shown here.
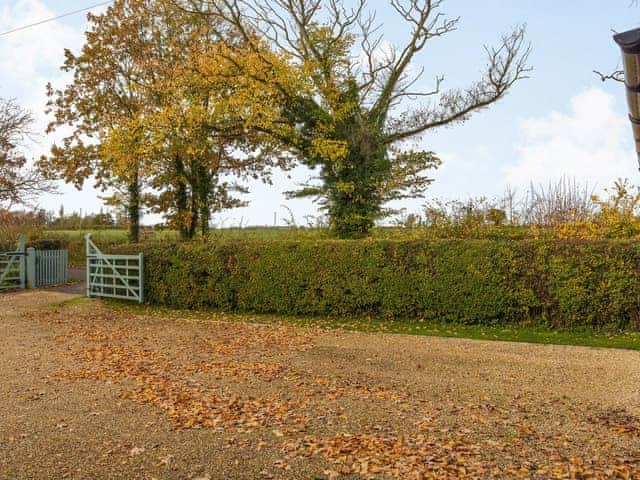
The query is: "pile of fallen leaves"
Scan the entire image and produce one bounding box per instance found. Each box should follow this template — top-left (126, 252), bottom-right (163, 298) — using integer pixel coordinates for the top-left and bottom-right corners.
top-left (284, 432), bottom-right (486, 478)
top-left (51, 313), bottom-right (311, 432)
top-left (28, 303), bottom-right (640, 479)
top-left (593, 409), bottom-right (640, 437)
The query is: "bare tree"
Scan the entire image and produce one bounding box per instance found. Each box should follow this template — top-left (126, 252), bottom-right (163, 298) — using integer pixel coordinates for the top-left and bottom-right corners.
top-left (0, 98), bottom-right (54, 209)
top-left (521, 178), bottom-right (596, 226)
top-left (183, 0), bottom-right (531, 237)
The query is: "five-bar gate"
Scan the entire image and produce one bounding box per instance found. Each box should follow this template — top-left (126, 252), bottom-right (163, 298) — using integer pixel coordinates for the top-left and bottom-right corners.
top-left (86, 234), bottom-right (144, 303)
top-left (0, 234), bottom-right (26, 291)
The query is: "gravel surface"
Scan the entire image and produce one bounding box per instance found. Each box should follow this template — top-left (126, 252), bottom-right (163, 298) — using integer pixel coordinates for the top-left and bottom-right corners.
top-left (1, 290), bottom-right (639, 479)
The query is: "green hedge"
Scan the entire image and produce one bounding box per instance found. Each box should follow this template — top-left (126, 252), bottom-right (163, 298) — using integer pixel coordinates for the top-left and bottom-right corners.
top-left (112, 239), bottom-right (640, 330)
top-left (42, 231), bottom-right (130, 267)
top-left (0, 238), bottom-right (67, 252)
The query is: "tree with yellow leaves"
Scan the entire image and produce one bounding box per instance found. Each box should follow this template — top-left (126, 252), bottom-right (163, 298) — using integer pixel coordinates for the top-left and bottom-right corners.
top-left (42, 0), bottom-right (285, 240)
top-left (186, 0), bottom-right (531, 238)
top-left (41, 0), bottom-right (161, 241)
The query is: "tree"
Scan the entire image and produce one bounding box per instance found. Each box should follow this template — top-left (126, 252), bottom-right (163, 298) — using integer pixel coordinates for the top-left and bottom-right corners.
top-left (187, 0), bottom-right (531, 238)
top-left (0, 98), bottom-right (54, 209)
top-left (41, 0), bottom-right (155, 241)
top-left (43, 0), bottom-right (284, 240)
top-left (137, 2), bottom-right (286, 238)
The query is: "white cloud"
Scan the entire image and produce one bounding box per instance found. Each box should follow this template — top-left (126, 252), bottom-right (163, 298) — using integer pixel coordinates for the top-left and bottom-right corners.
top-left (505, 88), bottom-right (637, 191)
top-left (0, 0), bottom-right (106, 214)
top-left (0, 0), bottom-right (86, 154)
top-left (0, 1), bottom-right (83, 105)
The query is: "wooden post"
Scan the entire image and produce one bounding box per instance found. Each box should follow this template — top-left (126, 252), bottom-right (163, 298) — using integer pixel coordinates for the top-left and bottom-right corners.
top-left (138, 253), bottom-right (144, 304)
top-left (17, 234), bottom-right (25, 289)
top-left (26, 248), bottom-right (35, 289)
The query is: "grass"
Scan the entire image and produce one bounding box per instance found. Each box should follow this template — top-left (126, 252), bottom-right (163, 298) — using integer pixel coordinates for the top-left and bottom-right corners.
top-left (43, 229), bottom-right (180, 240)
top-left (39, 225), bottom-right (532, 242)
top-left (103, 299), bottom-right (640, 352)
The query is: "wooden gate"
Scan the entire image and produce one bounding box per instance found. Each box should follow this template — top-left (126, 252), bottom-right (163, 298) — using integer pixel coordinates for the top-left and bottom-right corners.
top-left (0, 234), bottom-right (26, 291)
top-left (86, 234), bottom-right (144, 303)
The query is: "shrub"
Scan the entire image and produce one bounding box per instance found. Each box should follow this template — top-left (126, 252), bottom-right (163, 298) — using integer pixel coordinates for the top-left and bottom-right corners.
top-left (25, 239), bottom-right (67, 250)
top-left (111, 239), bottom-right (640, 331)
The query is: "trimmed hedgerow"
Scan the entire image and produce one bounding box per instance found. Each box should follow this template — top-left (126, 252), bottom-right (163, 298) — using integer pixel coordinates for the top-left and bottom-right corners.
top-left (112, 239), bottom-right (640, 330)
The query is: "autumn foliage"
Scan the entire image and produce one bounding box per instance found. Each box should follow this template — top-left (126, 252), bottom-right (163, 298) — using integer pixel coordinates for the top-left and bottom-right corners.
top-left (42, 0), bottom-right (285, 241)
top-left (41, 0), bottom-right (531, 239)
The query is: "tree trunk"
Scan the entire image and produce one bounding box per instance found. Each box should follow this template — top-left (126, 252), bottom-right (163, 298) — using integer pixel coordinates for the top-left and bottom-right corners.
top-left (188, 195), bottom-right (198, 239)
top-left (173, 155), bottom-right (191, 240)
top-left (195, 163), bottom-right (212, 237)
top-left (127, 170), bottom-right (140, 243)
top-left (323, 141), bottom-right (389, 239)
top-left (200, 202), bottom-right (210, 237)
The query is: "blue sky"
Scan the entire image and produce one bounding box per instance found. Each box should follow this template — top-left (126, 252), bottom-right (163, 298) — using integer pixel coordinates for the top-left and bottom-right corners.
top-left (1, 0), bottom-right (639, 226)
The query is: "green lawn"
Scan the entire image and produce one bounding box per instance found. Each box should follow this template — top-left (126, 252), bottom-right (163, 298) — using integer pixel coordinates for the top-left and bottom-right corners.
top-left (104, 300), bottom-right (640, 352)
top-left (40, 225), bottom-right (531, 242)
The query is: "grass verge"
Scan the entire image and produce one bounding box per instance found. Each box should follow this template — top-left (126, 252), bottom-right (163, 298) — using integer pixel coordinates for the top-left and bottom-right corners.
top-left (95, 299), bottom-right (640, 352)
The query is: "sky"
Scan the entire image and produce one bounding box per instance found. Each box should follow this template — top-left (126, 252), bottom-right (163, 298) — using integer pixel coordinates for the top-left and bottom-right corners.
top-left (1, 0), bottom-right (639, 226)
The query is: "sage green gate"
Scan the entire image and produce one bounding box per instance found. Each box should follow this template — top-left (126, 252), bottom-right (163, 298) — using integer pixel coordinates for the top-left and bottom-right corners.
top-left (86, 234), bottom-right (144, 303)
top-left (0, 234), bottom-right (26, 291)
top-left (26, 248), bottom-right (68, 288)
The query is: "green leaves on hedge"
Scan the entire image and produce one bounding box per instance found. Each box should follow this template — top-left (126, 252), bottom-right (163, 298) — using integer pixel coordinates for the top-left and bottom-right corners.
top-left (116, 239), bottom-right (640, 330)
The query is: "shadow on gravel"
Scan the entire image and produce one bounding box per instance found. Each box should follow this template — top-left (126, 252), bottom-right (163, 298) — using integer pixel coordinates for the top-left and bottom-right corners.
top-left (43, 282), bottom-right (85, 295)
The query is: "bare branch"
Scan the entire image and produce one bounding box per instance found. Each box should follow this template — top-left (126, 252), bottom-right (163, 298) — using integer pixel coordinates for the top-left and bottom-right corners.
top-left (385, 25), bottom-right (531, 143)
top-left (0, 98), bottom-right (55, 208)
top-left (371, 0), bottom-right (459, 116)
top-left (593, 69), bottom-right (625, 83)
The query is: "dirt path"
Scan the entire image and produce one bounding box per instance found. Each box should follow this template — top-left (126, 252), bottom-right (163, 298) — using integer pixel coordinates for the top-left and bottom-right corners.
top-left (1, 290), bottom-right (639, 479)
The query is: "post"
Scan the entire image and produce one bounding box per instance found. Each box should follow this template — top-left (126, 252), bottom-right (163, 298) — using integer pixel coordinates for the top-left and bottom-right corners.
top-left (63, 250), bottom-right (68, 283)
top-left (26, 248), bottom-right (36, 289)
top-left (86, 233), bottom-right (92, 298)
top-left (138, 253), bottom-right (144, 304)
top-left (17, 234), bottom-right (25, 289)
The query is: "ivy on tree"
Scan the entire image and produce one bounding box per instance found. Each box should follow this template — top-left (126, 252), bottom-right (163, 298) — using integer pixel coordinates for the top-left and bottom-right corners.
top-left (189, 0), bottom-right (531, 238)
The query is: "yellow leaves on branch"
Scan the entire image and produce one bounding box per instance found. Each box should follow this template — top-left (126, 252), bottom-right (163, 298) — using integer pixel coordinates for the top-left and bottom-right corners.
top-left (310, 139), bottom-right (349, 163)
top-left (100, 118), bottom-right (149, 178)
top-left (196, 41), bottom-right (309, 133)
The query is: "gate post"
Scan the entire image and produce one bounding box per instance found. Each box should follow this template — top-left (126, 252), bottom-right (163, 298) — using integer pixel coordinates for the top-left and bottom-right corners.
top-left (17, 234), bottom-right (26, 289)
top-left (138, 252), bottom-right (144, 304)
top-left (26, 247), bottom-right (36, 289)
top-left (86, 234), bottom-right (92, 298)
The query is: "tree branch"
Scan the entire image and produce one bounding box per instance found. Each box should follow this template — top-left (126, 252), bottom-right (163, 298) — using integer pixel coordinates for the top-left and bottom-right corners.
top-left (593, 69), bottom-right (625, 83)
top-left (384, 25), bottom-right (531, 143)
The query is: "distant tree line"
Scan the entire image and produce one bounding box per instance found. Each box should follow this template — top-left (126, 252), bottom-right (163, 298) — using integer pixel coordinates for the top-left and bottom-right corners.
top-left (1, 205), bottom-right (124, 231)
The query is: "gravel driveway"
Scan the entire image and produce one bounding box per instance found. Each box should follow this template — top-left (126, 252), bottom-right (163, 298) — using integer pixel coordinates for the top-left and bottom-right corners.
top-left (1, 290), bottom-right (639, 479)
